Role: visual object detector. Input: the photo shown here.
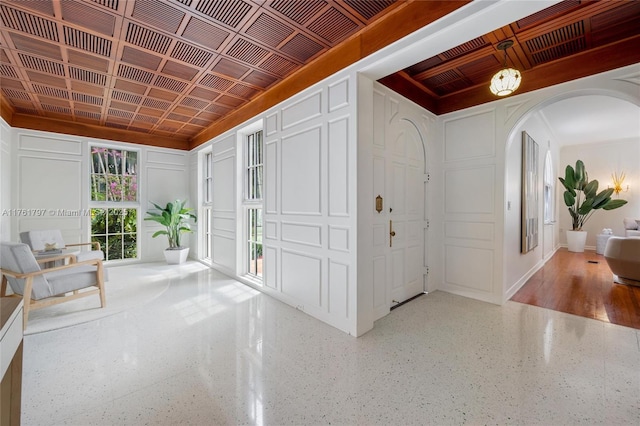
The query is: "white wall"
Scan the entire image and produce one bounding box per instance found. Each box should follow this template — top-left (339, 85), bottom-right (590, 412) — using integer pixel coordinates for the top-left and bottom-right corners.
top-left (0, 118), bottom-right (12, 241)
top-left (438, 106), bottom-right (505, 304)
top-left (193, 69), bottom-right (360, 335)
top-left (559, 138), bottom-right (640, 245)
top-left (6, 128), bottom-right (189, 262)
top-left (263, 73), bottom-right (358, 335)
top-left (504, 113), bottom-right (559, 299)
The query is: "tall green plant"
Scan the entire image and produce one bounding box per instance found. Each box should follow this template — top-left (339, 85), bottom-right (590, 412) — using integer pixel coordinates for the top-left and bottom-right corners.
top-left (144, 199), bottom-right (197, 249)
top-left (558, 160), bottom-right (627, 230)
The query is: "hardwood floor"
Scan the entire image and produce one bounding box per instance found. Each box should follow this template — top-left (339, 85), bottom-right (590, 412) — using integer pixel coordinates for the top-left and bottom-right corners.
top-left (511, 248), bottom-right (640, 329)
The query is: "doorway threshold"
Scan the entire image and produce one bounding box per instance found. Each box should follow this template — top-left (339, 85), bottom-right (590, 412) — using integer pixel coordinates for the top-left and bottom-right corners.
top-left (390, 292), bottom-right (427, 311)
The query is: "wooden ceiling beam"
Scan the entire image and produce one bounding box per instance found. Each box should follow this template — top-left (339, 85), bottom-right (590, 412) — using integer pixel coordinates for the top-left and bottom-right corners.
top-left (378, 71), bottom-right (438, 113)
top-left (0, 92), bottom-right (15, 125)
top-left (10, 113), bottom-right (189, 150)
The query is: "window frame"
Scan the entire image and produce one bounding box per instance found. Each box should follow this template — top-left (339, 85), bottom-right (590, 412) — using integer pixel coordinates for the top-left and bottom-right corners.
top-left (543, 150), bottom-right (555, 224)
top-left (89, 145), bottom-right (140, 263)
top-left (201, 150), bottom-right (213, 262)
top-left (241, 128), bottom-right (264, 280)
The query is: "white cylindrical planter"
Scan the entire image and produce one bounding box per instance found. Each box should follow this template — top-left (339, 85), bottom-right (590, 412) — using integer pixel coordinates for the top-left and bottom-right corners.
top-left (566, 230), bottom-right (587, 253)
top-left (164, 247), bottom-right (189, 264)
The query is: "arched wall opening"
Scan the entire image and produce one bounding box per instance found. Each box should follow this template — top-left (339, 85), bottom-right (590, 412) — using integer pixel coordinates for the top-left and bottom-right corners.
top-left (502, 89), bottom-right (640, 301)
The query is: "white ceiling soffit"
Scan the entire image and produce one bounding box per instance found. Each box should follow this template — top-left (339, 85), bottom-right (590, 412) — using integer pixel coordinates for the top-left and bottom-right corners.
top-left (540, 95), bottom-right (640, 146)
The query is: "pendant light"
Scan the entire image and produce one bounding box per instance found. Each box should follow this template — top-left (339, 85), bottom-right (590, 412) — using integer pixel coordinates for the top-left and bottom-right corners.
top-left (489, 40), bottom-right (521, 96)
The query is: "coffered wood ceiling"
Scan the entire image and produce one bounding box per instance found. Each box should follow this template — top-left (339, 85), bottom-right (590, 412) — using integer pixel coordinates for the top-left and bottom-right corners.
top-left (1, 1), bottom-right (639, 150)
top-left (380, 0), bottom-right (640, 114)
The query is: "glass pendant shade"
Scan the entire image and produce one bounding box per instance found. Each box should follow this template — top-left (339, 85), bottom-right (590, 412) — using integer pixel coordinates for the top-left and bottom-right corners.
top-left (489, 68), bottom-right (521, 96)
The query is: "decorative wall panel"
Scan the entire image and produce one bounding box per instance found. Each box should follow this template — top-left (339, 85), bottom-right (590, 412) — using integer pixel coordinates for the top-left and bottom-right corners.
top-left (281, 221), bottom-right (321, 247)
top-left (328, 261), bottom-right (348, 317)
top-left (265, 246), bottom-right (277, 289)
top-left (445, 166), bottom-right (494, 214)
top-left (212, 217), bottom-right (234, 232)
top-left (328, 117), bottom-right (349, 216)
top-left (328, 78), bottom-right (349, 112)
top-left (444, 110), bottom-right (495, 161)
top-left (328, 226), bottom-right (349, 252)
top-left (20, 156), bottom-right (81, 208)
top-left (445, 222), bottom-right (494, 241)
top-left (19, 134), bottom-right (81, 155)
top-left (213, 234), bottom-right (235, 271)
top-left (373, 255), bottom-right (386, 311)
top-left (281, 126), bottom-right (321, 215)
top-left (265, 140), bottom-right (278, 214)
top-left (146, 167), bottom-right (187, 205)
top-left (281, 91), bottom-right (322, 129)
top-left (265, 220), bottom-right (278, 239)
top-left (265, 113), bottom-right (278, 136)
top-left (445, 245), bottom-right (493, 292)
top-left (281, 250), bottom-right (321, 308)
top-left (147, 150), bottom-right (185, 165)
top-left (212, 134), bottom-right (235, 156)
top-left (212, 156), bottom-right (235, 212)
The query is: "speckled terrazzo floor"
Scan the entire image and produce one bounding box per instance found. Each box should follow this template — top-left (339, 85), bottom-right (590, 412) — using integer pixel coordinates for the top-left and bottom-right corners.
top-left (22, 262), bottom-right (640, 425)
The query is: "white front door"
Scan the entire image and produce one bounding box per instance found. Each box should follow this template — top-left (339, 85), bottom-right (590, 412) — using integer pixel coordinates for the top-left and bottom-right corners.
top-left (388, 119), bottom-right (425, 306)
top-left (372, 114), bottom-right (426, 318)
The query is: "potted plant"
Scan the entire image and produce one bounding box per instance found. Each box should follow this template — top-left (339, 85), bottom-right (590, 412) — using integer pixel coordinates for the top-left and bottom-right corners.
top-left (558, 160), bottom-right (627, 252)
top-left (144, 199), bottom-right (197, 264)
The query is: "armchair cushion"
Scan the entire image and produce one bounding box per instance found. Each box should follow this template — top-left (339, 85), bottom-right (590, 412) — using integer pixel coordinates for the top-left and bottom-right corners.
top-left (76, 251), bottom-right (105, 262)
top-left (44, 264), bottom-right (100, 296)
top-left (1, 242), bottom-right (52, 299)
top-left (20, 229), bottom-right (104, 262)
top-left (19, 229), bottom-right (66, 251)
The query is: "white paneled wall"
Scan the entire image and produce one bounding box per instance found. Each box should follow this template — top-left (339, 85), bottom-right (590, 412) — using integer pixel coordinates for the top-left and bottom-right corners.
top-left (209, 133), bottom-right (236, 274)
top-left (6, 128), bottom-right (188, 262)
top-left (193, 72), bottom-right (359, 334)
top-left (262, 73), bottom-right (358, 335)
top-left (188, 151), bottom-right (199, 259)
top-left (440, 109), bottom-right (501, 304)
top-left (15, 132), bottom-right (87, 246)
top-left (143, 149), bottom-right (190, 262)
top-left (0, 119), bottom-right (12, 241)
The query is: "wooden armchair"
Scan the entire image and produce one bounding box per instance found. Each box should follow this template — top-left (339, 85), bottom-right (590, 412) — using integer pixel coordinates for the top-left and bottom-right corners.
top-left (20, 229), bottom-right (104, 263)
top-left (0, 242), bottom-right (106, 330)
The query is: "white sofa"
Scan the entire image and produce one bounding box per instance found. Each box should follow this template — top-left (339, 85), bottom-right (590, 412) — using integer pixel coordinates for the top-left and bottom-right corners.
top-left (603, 236), bottom-right (640, 286)
top-left (623, 217), bottom-right (640, 237)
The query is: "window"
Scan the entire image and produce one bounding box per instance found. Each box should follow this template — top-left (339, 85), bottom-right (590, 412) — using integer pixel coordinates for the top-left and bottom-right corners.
top-left (90, 147), bottom-right (139, 261)
top-left (202, 152), bottom-right (213, 261)
top-left (244, 130), bottom-right (263, 279)
top-left (247, 208), bottom-right (262, 277)
top-left (245, 131), bottom-right (263, 200)
top-left (543, 150), bottom-right (554, 224)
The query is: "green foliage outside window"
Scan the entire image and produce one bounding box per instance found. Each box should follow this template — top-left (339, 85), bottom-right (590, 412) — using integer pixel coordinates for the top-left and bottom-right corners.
top-left (91, 147), bottom-right (137, 202)
top-left (91, 208), bottom-right (137, 261)
top-left (90, 146), bottom-right (139, 261)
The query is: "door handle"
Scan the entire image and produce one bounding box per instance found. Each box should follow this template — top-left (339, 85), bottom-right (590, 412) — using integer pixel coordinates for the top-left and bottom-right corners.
top-left (389, 220), bottom-right (396, 247)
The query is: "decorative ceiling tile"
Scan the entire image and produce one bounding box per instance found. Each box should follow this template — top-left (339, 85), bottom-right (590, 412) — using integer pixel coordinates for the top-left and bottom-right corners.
top-left (60, 1), bottom-right (116, 37)
top-left (131, 0), bottom-right (185, 34)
